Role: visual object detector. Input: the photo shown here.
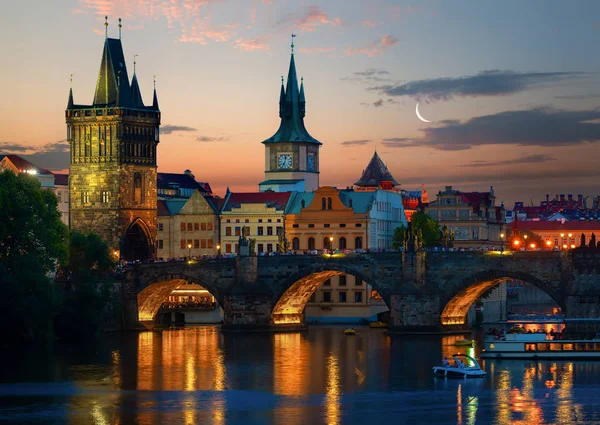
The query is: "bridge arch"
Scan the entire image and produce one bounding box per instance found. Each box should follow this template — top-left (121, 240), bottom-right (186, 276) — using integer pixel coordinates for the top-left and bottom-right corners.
top-left (441, 270), bottom-right (565, 326)
top-left (271, 263), bottom-right (388, 325)
top-left (137, 272), bottom-right (225, 324)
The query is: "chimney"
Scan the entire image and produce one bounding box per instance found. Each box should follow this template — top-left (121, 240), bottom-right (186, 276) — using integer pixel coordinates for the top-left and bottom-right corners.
top-left (546, 194), bottom-right (549, 203)
top-left (568, 194), bottom-right (573, 202)
top-left (560, 194), bottom-right (565, 204)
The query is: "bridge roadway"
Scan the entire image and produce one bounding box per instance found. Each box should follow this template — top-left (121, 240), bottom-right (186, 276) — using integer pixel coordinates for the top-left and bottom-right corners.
top-left (122, 250), bottom-right (600, 333)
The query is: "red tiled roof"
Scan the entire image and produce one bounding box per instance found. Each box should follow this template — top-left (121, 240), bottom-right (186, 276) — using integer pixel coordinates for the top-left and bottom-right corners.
top-left (0, 154), bottom-right (52, 175)
top-left (53, 173), bottom-right (69, 186)
top-left (508, 221), bottom-right (600, 231)
top-left (157, 200), bottom-right (170, 216)
top-left (461, 192), bottom-right (490, 209)
top-left (222, 192), bottom-right (291, 212)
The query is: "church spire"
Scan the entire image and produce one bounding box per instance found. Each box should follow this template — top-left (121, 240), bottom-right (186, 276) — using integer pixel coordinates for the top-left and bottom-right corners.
top-left (299, 76), bottom-right (305, 117)
top-left (92, 29), bottom-right (131, 107)
top-left (262, 36), bottom-right (321, 146)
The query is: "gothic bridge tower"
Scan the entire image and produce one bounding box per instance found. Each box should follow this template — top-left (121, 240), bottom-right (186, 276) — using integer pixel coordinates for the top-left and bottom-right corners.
top-left (259, 37), bottom-right (322, 192)
top-left (66, 17), bottom-right (160, 261)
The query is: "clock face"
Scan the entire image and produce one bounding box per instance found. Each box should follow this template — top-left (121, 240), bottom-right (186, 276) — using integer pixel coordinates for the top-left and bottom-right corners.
top-left (278, 154), bottom-right (292, 169)
top-left (307, 154), bottom-right (314, 170)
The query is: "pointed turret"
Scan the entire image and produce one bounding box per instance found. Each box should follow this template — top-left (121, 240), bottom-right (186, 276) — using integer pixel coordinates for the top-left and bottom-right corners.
top-left (278, 77), bottom-right (285, 118)
top-left (355, 151), bottom-right (399, 189)
top-left (130, 74), bottom-right (144, 107)
top-left (93, 38), bottom-right (132, 107)
top-left (152, 79), bottom-right (159, 110)
top-left (67, 87), bottom-right (74, 109)
top-left (299, 77), bottom-right (306, 118)
top-left (262, 45), bottom-right (320, 145)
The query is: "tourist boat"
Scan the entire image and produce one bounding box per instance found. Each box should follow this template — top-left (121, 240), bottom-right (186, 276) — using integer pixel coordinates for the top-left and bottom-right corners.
top-left (481, 333), bottom-right (600, 359)
top-left (433, 354), bottom-right (487, 379)
top-left (369, 321), bottom-right (388, 328)
top-left (453, 339), bottom-right (475, 347)
top-left (344, 328), bottom-right (356, 335)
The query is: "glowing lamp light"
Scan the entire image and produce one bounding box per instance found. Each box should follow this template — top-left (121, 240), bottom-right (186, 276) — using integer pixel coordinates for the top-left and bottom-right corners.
top-left (513, 240), bottom-right (520, 247)
top-left (571, 244), bottom-right (576, 249)
top-left (25, 169), bottom-right (38, 175)
top-left (546, 240), bottom-right (552, 246)
top-left (523, 234), bottom-right (528, 239)
top-left (563, 244), bottom-right (568, 249)
top-left (530, 243), bottom-right (536, 249)
top-left (187, 243), bottom-right (192, 249)
top-left (568, 233), bottom-right (573, 238)
top-left (560, 233), bottom-right (565, 237)
top-left (500, 233), bottom-right (505, 239)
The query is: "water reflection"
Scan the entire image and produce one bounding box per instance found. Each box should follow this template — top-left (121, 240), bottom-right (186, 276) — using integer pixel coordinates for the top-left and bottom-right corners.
top-left (3, 327), bottom-right (600, 425)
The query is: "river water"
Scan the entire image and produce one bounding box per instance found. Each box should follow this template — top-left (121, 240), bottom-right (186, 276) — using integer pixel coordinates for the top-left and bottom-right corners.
top-left (2, 326), bottom-right (600, 424)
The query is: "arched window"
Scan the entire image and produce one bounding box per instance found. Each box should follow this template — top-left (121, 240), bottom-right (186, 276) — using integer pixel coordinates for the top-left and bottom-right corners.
top-left (355, 236), bottom-right (363, 249)
top-left (321, 197), bottom-right (326, 210)
top-left (308, 237), bottom-right (315, 250)
top-left (324, 237), bottom-right (331, 250)
top-left (134, 172), bottom-right (143, 203)
top-left (339, 237), bottom-right (347, 250)
top-left (292, 237), bottom-right (300, 250)
top-left (327, 197), bottom-right (332, 210)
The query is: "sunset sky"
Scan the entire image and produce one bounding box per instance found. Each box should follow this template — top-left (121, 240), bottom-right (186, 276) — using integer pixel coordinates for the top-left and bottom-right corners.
top-left (2, 0), bottom-right (600, 206)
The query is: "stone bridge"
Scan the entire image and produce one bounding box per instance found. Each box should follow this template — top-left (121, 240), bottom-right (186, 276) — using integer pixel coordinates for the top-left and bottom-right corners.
top-left (122, 251), bottom-right (600, 333)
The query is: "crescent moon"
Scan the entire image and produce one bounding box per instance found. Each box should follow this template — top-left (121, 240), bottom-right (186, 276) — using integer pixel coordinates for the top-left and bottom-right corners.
top-left (416, 103), bottom-right (432, 123)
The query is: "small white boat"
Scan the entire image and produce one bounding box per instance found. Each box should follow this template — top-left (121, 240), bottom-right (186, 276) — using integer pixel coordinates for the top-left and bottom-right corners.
top-left (433, 354), bottom-right (487, 379)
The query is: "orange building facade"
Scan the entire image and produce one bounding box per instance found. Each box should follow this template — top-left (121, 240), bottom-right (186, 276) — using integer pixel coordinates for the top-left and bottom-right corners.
top-left (509, 220), bottom-right (600, 250)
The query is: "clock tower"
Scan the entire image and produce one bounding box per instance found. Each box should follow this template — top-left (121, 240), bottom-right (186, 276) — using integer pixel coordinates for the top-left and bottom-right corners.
top-left (259, 39), bottom-right (321, 192)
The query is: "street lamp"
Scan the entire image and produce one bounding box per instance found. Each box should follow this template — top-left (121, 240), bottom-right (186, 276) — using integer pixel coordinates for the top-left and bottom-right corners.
top-left (187, 243), bottom-right (192, 260)
top-left (329, 236), bottom-right (334, 256)
top-left (216, 244), bottom-right (221, 257)
top-left (500, 232), bottom-right (505, 253)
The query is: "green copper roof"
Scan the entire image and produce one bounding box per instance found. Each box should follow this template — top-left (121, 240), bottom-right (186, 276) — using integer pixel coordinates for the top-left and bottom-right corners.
top-left (93, 38), bottom-right (132, 107)
top-left (285, 192), bottom-right (315, 214)
top-left (130, 72), bottom-right (144, 107)
top-left (339, 191), bottom-right (375, 214)
top-left (263, 54), bottom-right (321, 145)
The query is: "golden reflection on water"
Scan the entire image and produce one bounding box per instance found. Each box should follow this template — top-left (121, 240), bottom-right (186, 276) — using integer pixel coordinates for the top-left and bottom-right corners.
top-left (496, 369), bottom-right (512, 425)
top-left (273, 333), bottom-right (307, 396)
top-left (325, 353), bottom-right (340, 425)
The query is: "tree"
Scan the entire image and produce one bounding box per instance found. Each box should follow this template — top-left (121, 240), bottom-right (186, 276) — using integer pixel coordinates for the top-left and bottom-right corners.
top-left (0, 171), bottom-right (68, 343)
top-left (581, 233), bottom-right (586, 248)
top-left (410, 212), bottom-right (441, 247)
top-left (55, 232), bottom-right (114, 341)
top-left (392, 226), bottom-right (407, 250)
top-left (589, 233), bottom-right (596, 249)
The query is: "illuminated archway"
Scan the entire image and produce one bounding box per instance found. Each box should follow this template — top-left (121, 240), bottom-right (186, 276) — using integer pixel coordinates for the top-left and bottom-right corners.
top-left (271, 264), bottom-right (388, 325)
top-left (122, 218), bottom-right (153, 261)
top-left (137, 276), bottom-right (223, 326)
top-left (440, 271), bottom-right (564, 326)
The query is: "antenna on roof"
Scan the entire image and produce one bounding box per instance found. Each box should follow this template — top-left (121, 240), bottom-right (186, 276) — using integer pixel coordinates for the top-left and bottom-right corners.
top-left (104, 16), bottom-right (108, 39)
top-left (153, 75), bottom-right (156, 89)
top-left (70, 74), bottom-right (73, 87)
top-left (118, 18), bottom-right (122, 39)
top-left (134, 54), bottom-right (138, 73)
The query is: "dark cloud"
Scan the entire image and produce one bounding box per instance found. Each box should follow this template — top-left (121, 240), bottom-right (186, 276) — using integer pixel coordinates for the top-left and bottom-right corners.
top-left (196, 135), bottom-right (229, 142)
top-left (341, 139), bottom-right (371, 146)
top-left (384, 107), bottom-right (600, 151)
top-left (341, 68), bottom-right (391, 84)
top-left (461, 154), bottom-right (555, 168)
top-left (369, 70), bottom-right (585, 102)
top-left (373, 99), bottom-right (384, 107)
top-left (1, 140), bottom-right (70, 171)
top-left (161, 125), bottom-right (197, 135)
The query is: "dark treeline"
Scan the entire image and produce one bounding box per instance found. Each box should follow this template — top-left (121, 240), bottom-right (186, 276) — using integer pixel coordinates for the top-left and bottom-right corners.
top-left (0, 171), bottom-right (115, 345)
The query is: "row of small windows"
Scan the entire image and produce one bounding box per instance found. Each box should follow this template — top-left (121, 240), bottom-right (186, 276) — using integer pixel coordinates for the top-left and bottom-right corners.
top-left (314, 291), bottom-right (364, 303)
top-left (225, 226), bottom-right (283, 236)
top-left (292, 223), bottom-right (361, 228)
top-left (81, 191), bottom-right (110, 204)
top-left (177, 222), bottom-right (214, 232)
top-left (72, 109), bottom-right (159, 119)
top-left (223, 243), bottom-right (275, 254)
top-left (291, 236), bottom-right (363, 250)
top-left (225, 218), bottom-right (281, 223)
top-left (322, 276), bottom-right (364, 286)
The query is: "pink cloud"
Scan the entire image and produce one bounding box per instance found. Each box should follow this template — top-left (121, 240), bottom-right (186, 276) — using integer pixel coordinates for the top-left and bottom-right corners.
top-left (345, 35), bottom-right (398, 57)
top-left (235, 35), bottom-right (272, 52)
top-left (277, 5), bottom-right (342, 33)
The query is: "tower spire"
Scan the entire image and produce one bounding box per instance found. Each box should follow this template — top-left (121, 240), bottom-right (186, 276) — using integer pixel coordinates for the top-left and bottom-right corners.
top-left (130, 54), bottom-right (144, 107)
top-left (152, 75), bottom-right (159, 110)
top-left (67, 74), bottom-right (74, 109)
top-left (104, 16), bottom-right (108, 39)
top-left (118, 18), bottom-right (122, 39)
top-left (133, 54), bottom-right (137, 74)
top-left (291, 33), bottom-right (296, 54)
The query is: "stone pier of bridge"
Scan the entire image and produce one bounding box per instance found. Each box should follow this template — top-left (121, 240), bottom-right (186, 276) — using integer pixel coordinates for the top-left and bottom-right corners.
top-left (123, 250), bottom-right (600, 334)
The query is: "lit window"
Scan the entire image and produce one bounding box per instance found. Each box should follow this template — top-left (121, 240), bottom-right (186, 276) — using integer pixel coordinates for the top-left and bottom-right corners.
top-left (101, 191), bottom-right (110, 203)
